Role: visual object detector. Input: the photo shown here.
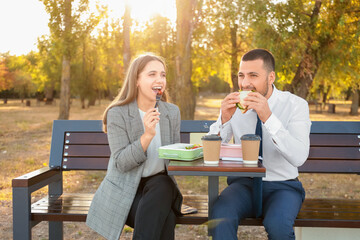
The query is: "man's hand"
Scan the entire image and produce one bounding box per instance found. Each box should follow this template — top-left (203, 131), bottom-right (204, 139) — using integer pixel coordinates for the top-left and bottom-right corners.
top-left (242, 92), bottom-right (272, 122)
top-left (221, 92), bottom-right (240, 124)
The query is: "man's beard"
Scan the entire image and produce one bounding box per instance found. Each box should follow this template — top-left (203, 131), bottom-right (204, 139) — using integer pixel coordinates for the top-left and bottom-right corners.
top-left (257, 75), bottom-right (270, 97)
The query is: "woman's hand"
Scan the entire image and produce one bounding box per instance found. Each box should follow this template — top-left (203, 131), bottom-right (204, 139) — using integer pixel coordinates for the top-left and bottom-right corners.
top-left (140, 108), bottom-right (160, 151)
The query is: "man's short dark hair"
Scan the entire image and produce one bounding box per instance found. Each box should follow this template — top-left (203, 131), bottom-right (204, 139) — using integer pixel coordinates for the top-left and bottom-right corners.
top-left (242, 49), bottom-right (275, 73)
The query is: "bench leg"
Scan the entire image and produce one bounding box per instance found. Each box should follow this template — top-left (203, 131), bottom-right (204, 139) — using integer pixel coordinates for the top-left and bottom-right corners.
top-left (49, 221), bottom-right (63, 240)
top-left (13, 187), bottom-right (32, 240)
top-left (48, 176), bottom-right (63, 240)
top-left (49, 174), bottom-right (63, 195)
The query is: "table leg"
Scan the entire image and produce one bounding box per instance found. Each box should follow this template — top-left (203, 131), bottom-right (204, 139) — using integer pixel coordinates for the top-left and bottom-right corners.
top-left (207, 176), bottom-right (219, 236)
top-left (253, 177), bottom-right (263, 218)
top-left (208, 176), bottom-right (219, 220)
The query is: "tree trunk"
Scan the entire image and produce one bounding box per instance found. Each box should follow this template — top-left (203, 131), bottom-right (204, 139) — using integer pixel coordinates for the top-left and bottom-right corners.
top-left (123, 2), bottom-right (131, 73)
top-left (88, 96), bottom-right (96, 107)
top-left (58, 0), bottom-right (72, 120)
top-left (58, 56), bottom-right (71, 119)
top-left (285, 0), bottom-right (322, 99)
top-left (175, 0), bottom-right (196, 120)
top-left (230, 23), bottom-right (239, 92)
top-left (81, 97), bottom-right (86, 109)
top-left (350, 89), bottom-right (359, 116)
top-left (44, 83), bottom-right (55, 105)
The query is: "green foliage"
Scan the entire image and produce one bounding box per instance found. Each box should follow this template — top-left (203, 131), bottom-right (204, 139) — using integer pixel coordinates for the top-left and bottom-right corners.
top-left (199, 75), bottom-right (230, 93)
top-left (1, 0), bottom-right (359, 109)
top-left (0, 53), bottom-right (41, 99)
top-left (37, 36), bottom-right (62, 94)
top-left (247, 0), bottom-right (360, 99)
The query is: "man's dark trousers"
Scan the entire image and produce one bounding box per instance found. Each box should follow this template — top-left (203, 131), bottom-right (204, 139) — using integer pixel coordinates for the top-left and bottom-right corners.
top-left (209, 177), bottom-right (305, 240)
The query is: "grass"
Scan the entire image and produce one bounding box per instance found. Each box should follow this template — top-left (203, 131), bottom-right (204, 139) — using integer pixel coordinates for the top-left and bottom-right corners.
top-left (0, 96), bottom-right (359, 239)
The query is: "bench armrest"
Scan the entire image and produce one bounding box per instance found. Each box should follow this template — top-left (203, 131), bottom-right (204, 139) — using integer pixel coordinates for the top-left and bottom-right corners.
top-left (12, 166), bottom-right (61, 192)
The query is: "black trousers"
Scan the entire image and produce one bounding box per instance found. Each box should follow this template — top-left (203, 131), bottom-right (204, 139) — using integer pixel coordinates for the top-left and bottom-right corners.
top-left (125, 172), bottom-right (177, 240)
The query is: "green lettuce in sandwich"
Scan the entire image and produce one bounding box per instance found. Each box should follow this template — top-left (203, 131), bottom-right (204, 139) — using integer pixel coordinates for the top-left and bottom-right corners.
top-left (236, 90), bottom-right (254, 114)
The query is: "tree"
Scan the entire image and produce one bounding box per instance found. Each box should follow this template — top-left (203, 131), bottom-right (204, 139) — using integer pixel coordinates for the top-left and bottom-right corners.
top-left (123, 1), bottom-right (131, 73)
top-left (285, 0), bottom-right (351, 99)
top-left (41, 0), bottom-right (100, 119)
top-left (248, 0), bottom-right (358, 101)
top-left (134, 15), bottom-right (177, 98)
top-left (2, 54), bottom-right (38, 102)
top-left (0, 54), bottom-right (14, 103)
top-left (96, 20), bottom-right (123, 100)
top-left (37, 36), bottom-right (62, 104)
top-left (201, 0), bottom-right (251, 91)
top-left (57, 0), bottom-right (72, 119)
top-left (175, 0), bottom-right (199, 120)
top-left (13, 69), bottom-right (34, 102)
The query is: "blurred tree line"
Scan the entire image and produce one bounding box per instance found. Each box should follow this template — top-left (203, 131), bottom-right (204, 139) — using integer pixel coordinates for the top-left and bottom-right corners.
top-left (0, 0), bottom-right (359, 118)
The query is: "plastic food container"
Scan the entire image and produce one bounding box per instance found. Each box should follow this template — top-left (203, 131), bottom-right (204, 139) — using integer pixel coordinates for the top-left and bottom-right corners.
top-left (158, 143), bottom-right (203, 161)
top-left (219, 143), bottom-right (242, 161)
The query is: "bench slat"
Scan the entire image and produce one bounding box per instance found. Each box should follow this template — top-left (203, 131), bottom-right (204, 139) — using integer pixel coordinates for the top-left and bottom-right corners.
top-left (30, 194), bottom-right (360, 228)
top-left (310, 134), bottom-right (359, 147)
top-left (65, 132), bottom-right (108, 144)
top-left (64, 132), bottom-right (194, 145)
top-left (63, 145), bottom-right (110, 157)
top-left (63, 157), bottom-right (109, 170)
top-left (299, 160), bottom-right (360, 173)
top-left (308, 147), bottom-right (360, 160)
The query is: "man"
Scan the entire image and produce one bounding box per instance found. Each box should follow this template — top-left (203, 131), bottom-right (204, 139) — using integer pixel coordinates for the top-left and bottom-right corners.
top-left (208, 49), bottom-right (311, 239)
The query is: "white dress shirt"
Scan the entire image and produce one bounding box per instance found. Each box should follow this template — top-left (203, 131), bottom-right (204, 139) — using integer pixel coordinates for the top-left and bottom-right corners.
top-left (209, 86), bottom-right (311, 181)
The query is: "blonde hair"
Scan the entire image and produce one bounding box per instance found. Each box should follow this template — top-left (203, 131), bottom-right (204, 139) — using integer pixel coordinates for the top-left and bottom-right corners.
top-left (103, 53), bottom-right (168, 132)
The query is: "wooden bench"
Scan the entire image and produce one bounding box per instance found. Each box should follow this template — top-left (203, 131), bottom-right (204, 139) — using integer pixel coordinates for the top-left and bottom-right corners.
top-left (12, 120), bottom-right (360, 239)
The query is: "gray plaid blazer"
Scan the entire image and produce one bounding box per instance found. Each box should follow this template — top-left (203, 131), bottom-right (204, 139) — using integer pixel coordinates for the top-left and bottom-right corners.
top-left (86, 100), bottom-right (183, 240)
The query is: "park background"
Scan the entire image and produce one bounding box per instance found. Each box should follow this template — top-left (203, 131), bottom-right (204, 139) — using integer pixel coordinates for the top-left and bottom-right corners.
top-left (1, 0), bottom-right (360, 239)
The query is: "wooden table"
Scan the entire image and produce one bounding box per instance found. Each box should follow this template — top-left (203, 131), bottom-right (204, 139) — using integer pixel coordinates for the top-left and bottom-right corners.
top-left (168, 158), bottom-right (266, 220)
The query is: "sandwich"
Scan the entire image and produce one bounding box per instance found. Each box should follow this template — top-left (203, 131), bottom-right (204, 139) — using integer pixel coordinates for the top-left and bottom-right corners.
top-left (236, 90), bottom-right (253, 113)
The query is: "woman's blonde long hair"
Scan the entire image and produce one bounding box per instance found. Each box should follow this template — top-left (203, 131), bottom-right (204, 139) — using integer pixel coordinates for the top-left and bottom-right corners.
top-left (103, 54), bottom-right (168, 132)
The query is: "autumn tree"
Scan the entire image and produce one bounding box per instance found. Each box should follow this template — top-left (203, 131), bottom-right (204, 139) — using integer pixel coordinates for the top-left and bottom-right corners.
top-left (134, 15), bottom-right (177, 98)
top-left (175, 0), bottom-right (200, 120)
top-left (0, 54), bottom-right (14, 103)
top-left (201, 0), bottom-right (251, 91)
top-left (96, 19), bottom-right (123, 100)
top-left (248, 0), bottom-right (359, 102)
top-left (37, 36), bottom-right (62, 104)
top-left (59, 0), bottom-right (72, 119)
top-left (2, 54), bottom-right (38, 102)
top-left (41, 0), bottom-right (100, 119)
top-left (123, 1), bottom-right (131, 73)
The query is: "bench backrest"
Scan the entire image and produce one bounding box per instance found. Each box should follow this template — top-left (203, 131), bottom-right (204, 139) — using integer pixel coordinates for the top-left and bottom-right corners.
top-left (49, 120), bottom-right (360, 174)
top-left (300, 121), bottom-right (360, 173)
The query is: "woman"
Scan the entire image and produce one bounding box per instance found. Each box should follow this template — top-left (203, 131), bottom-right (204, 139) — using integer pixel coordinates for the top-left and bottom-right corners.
top-left (86, 54), bottom-right (183, 240)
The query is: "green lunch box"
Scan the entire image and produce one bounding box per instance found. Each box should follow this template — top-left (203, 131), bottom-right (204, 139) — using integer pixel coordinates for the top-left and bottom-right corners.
top-left (158, 143), bottom-right (203, 161)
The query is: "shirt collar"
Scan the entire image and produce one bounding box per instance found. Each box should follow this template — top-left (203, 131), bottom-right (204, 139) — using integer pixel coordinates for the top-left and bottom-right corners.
top-left (267, 84), bottom-right (278, 107)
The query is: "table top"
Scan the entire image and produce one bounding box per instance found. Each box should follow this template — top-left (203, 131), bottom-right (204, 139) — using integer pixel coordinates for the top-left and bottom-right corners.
top-left (168, 158), bottom-right (266, 177)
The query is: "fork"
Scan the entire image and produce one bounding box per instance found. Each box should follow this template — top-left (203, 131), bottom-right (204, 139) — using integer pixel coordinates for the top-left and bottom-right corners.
top-left (155, 94), bottom-right (161, 108)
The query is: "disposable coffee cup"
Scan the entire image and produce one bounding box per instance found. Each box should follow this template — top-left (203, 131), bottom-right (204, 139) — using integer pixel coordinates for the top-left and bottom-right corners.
top-left (240, 134), bottom-right (261, 164)
top-left (201, 134), bottom-right (222, 165)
